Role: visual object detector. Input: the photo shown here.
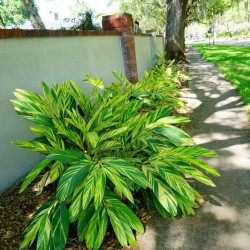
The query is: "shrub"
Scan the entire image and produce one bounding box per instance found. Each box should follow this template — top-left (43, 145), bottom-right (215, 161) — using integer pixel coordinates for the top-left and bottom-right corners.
top-left (11, 58), bottom-right (219, 250)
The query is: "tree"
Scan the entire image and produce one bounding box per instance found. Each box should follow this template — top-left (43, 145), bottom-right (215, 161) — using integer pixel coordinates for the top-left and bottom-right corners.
top-left (64, 0), bottom-right (100, 31)
top-left (21, 0), bottom-right (45, 29)
top-left (114, 0), bottom-right (238, 61)
top-left (188, 0), bottom-right (232, 45)
top-left (64, 10), bottom-right (99, 30)
top-left (77, 10), bottom-right (95, 30)
top-left (165, 0), bottom-right (189, 61)
top-left (0, 0), bottom-right (28, 28)
top-left (0, 0), bottom-right (45, 29)
top-left (115, 0), bottom-right (166, 33)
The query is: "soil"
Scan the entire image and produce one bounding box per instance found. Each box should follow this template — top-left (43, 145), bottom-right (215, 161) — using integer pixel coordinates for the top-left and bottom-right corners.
top-left (0, 176), bottom-right (154, 250)
top-left (0, 177), bottom-right (54, 250)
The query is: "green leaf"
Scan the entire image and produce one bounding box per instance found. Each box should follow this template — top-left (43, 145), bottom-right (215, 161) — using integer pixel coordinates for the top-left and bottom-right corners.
top-left (171, 146), bottom-right (218, 157)
top-left (20, 196), bottom-right (57, 249)
top-left (106, 203), bottom-right (127, 246)
top-left (49, 161), bottom-right (65, 183)
top-left (98, 127), bottom-right (128, 142)
top-left (131, 91), bottom-right (151, 99)
top-left (68, 190), bottom-right (83, 222)
top-left (152, 193), bottom-right (172, 219)
top-left (37, 214), bottom-right (51, 250)
top-left (81, 165), bottom-right (98, 209)
top-left (147, 107), bottom-right (171, 124)
top-left (86, 104), bottom-right (104, 131)
top-left (36, 172), bottom-right (49, 196)
top-left (34, 116), bottom-right (54, 128)
top-left (180, 155), bottom-right (220, 177)
top-left (108, 199), bottom-right (137, 246)
top-left (43, 127), bottom-right (65, 150)
top-left (119, 100), bottom-right (143, 123)
top-left (29, 126), bottom-right (44, 134)
top-left (101, 157), bottom-right (148, 188)
top-left (84, 74), bottom-right (104, 89)
top-left (85, 207), bottom-right (101, 249)
top-left (86, 131), bottom-right (99, 148)
top-left (20, 159), bottom-right (52, 193)
top-left (152, 125), bottom-right (194, 146)
top-left (67, 80), bottom-right (93, 114)
top-left (57, 160), bottom-right (92, 202)
top-left (41, 81), bottom-right (53, 104)
top-left (93, 207), bottom-right (108, 250)
top-left (77, 203), bottom-right (95, 241)
top-left (20, 216), bottom-right (41, 249)
top-left (93, 141), bottom-right (122, 152)
top-left (103, 165), bottom-right (134, 203)
top-left (147, 116), bottom-right (190, 129)
top-left (11, 98), bottom-right (47, 116)
top-left (143, 167), bottom-right (178, 215)
top-left (155, 147), bottom-right (219, 176)
top-left (175, 192), bottom-right (197, 217)
top-left (113, 71), bottom-right (130, 87)
top-left (65, 109), bottom-right (86, 133)
top-left (51, 203), bottom-right (69, 250)
top-left (53, 119), bottom-right (83, 147)
top-left (94, 170), bottom-right (106, 210)
top-left (105, 192), bottom-right (144, 234)
top-left (12, 141), bottom-right (53, 154)
top-left (152, 161), bottom-right (195, 200)
top-left (47, 149), bottom-right (88, 163)
top-left (85, 206), bottom-right (108, 250)
top-left (168, 160), bottom-right (216, 186)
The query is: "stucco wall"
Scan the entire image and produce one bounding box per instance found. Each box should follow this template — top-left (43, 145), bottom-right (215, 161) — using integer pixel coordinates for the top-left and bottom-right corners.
top-left (156, 36), bottom-right (165, 54)
top-left (134, 36), bottom-right (152, 79)
top-left (0, 36), bottom-right (124, 191)
top-left (0, 33), bottom-right (165, 191)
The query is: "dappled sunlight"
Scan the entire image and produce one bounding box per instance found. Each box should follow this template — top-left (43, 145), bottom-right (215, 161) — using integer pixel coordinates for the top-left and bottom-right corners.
top-left (194, 44), bottom-right (250, 108)
top-left (136, 226), bottom-right (157, 249)
top-left (203, 202), bottom-right (239, 222)
top-left (218, 231), bottom-right (250, 249)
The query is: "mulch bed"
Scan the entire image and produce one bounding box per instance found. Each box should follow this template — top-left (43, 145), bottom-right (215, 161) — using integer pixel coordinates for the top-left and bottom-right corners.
top-left (0, 176), bottom-right (155, 250)
top-left (0, 178), bottom-right (54, 250)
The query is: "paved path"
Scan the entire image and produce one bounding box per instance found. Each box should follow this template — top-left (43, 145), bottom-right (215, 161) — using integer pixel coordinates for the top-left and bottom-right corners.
top-left (136, 46), bottom-right (250, 250)
top-left (189, 39), bottom-right (250, 47)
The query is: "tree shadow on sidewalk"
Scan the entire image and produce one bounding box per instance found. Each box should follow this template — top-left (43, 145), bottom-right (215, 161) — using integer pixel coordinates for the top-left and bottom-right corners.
top-left (136, 47), bottom-right (250, 250)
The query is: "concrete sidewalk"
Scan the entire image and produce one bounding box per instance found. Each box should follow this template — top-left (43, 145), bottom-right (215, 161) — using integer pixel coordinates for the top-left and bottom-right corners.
top-left (136, 46), bottom-right (250, 250)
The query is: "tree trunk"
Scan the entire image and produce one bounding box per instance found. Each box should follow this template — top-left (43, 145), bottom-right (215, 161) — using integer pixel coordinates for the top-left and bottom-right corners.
top-left (165, 0), bottom-right (188, 61)
top-left (21, 0), bottom-right (45, 29)
top-left (0, 14), bottom-right (6, 28)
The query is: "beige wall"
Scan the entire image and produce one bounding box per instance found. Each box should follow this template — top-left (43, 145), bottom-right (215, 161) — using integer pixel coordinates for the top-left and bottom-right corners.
top-left (156, 36), bottom-right (165, 54)
top-left (135, 35), bottom-right (165, 79)
top-left (134, 36), bottom-right (152, 79)
top-left (0, 36), bottom-right (124, 191)
top-left (0, 34), bottom-right (165, 191)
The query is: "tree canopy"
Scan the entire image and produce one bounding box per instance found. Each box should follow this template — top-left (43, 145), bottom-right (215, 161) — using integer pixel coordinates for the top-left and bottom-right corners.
top-left (0, 0), bottom-right (45, 29)
top-left (0, 0), bottom-right (29, 28)
top-left (114, 0), bottom-right (166, 33)
top-left (114, 0), bottom-right (241, 32)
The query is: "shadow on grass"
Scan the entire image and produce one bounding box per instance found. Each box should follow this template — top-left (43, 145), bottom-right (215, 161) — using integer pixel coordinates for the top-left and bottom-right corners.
top-left (192, 44), bottom-right (250, 106)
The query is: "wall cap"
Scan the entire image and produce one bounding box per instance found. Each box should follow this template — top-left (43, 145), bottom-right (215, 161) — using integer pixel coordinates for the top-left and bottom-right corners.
top-left (0, 29), bottom-right (121, 39)
top-left (102, 13), bottom-right (132, 20)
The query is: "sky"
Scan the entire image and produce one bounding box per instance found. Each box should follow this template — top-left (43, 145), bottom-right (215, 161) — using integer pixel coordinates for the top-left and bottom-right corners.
top-left (36, 0), bottom-right (117, 21)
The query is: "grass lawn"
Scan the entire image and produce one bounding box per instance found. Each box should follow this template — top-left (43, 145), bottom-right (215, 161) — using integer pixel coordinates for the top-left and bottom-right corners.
top-left (193, 44), bottom-right (250, 107)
